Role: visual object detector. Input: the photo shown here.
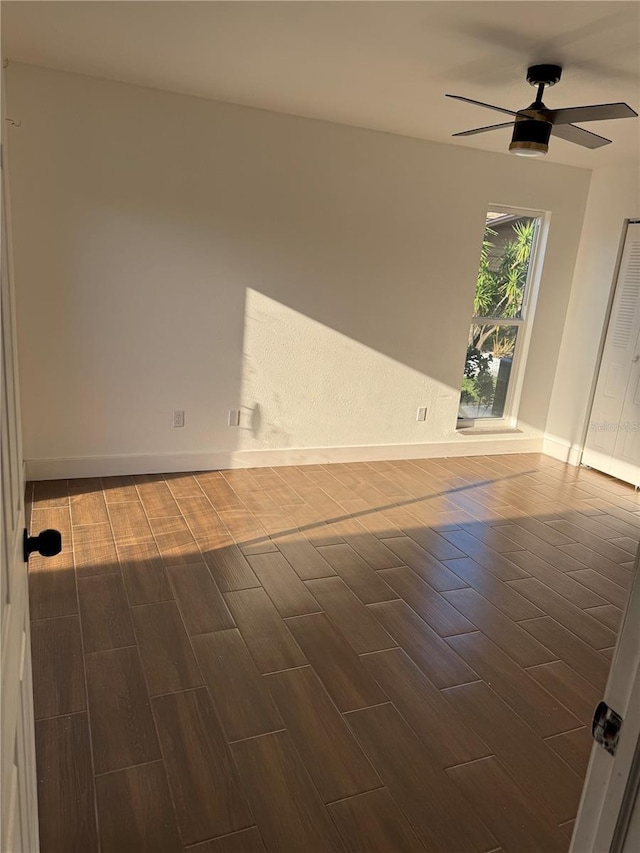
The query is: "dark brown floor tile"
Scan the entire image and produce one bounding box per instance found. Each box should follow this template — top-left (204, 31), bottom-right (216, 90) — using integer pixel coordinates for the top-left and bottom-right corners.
top-left (286, 613), bottom-right (386, 711)
top-left (76, 568), bottom-right (135, 651)
top-left (108, 501), bottom-right (154, 545)
top-left (526, 661), bottom-right (601, 727)
top-left (218, 509), bottom-right (277, 556)
top-left (131, 601), bottom-right (203, 695)
top-left (522, 617), bottom-right (611, 690)
top-left (326, 518), bottom-right (404, 570)
top-left (566, 568), bottom-right (629, 609)
top-left (368, 599), bottom-right (477, 688)
top-left (559, 543), bottom-right (632, 587)
top-left (29, 561), bottom-right (77, 621)
top-left (508, 578), bottom-right (616, 649)
top-left (444, 681), bottom-right (583, 823)
top-left (378, 566), bottom-right (475, 637)
top-left (35, 713), bottom-right (98, 853)
top-left (203, 544), bottom-right (261, 591)
top-left (315, 543), bottom-right (396, 603)
top-left (442, 586), bottom-right (556, 666)
top-left (267, 666), bottom-right (381, 802)
top-left (560, 820), bottom-right (575, 840)
top-left (438, 531), bottom-right (530, 580)
top-left (545, 727), bottom-right (593, 777)
top-left (345, 703), bottom-right (495, 853)
top-left (74, 535), bottom-right (119, 578)
top-left (585, 603), bottom-right (623, 632)
top-left (548, 520), bottom-right (635, 563)
top-left (275, 532), bottom-right (338, 580)
top-left (195, 472), bottom-right (246, 510)
top-left (442, 557), bottom-right (544, 620)
top-left (446, 631), bottom-right (580, 737)
top-left (153, 689), bottom-right (253, 845)
top-left (86, 646), bottom-right (160, 774)
top-left (31, 616), bottom-right (85, 719)
top-left (150, 515), bottom-right (201, 565)
top-left (134, 474), bottom-right (181, 518)
top-left (305, 576), bottom-right (396, 654)
top-left (187, 827), bottom-right (266, 853)
top-left (505, 551), bottom-right (606, 608)
top-left (362, 648), bottom-right (489, 767)
top-left (96, 761), bottom-right (182, 853)
top-left (230, 730), bottom-right (344, 853)
top-left (247, 551), bottom-right (322, 617)
top-left (167, 562), bottom-right (235, 634)
top-left (192, 629), bottom-right (283, 741)
top-left (224, 587), bottom-right (306, 673)
top-left (447, 756), bottom-right (568, 853)
top-left (327, 788), bottom-right (423, 853)
top-left (118, 541), bottom-right (174, 605)
top-left (33, 479), bottom-right (69, 507)
top-left (494, 525), bottom-right (586, 571)
top-left (380, 537), bottom-right (467, 591)
top-left (399, 522), bottom-right (468, 560)
top-left (102, 475), bottom-right (139, 502)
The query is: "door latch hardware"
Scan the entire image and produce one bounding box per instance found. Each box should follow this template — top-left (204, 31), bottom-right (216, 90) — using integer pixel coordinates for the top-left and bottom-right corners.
top-left (592, 700), bottom-right (623, 756)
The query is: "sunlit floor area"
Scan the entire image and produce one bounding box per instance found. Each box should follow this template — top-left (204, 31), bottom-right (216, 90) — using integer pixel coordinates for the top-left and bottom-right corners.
top-left (27, 453), bottom-right (639, 853)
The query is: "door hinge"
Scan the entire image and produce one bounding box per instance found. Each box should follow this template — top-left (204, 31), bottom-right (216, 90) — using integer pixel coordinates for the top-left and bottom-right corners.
top-left (592, 700), bottom-right (623, 756)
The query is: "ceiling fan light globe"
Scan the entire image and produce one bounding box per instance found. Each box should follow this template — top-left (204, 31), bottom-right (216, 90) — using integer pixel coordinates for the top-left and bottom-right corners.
top-left (509, 141), bottom-right (548, 157)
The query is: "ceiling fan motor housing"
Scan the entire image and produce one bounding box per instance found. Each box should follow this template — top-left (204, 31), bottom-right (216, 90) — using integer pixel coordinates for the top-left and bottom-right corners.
top-left (510, 114), bottom-right (553, 155)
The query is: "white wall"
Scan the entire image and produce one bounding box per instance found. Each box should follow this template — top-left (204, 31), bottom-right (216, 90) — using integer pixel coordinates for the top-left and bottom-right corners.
top-left (5, 64), bottom-right (592, 477)
top-left (545, 160), bottom-right (640, 464)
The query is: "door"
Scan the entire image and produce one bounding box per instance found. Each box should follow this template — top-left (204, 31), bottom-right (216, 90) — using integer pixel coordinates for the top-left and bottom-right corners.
top-left (0, 137), bottom-right (40, 848)
top-left (583, 221), bottom-right (640, 487)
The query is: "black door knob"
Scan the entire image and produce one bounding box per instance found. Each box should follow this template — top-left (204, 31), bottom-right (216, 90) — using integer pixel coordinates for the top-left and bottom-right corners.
top-left (23, 528), bottom-right (62, 562)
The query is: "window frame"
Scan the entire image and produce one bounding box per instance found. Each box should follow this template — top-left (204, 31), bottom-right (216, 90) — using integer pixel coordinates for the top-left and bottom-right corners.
top-left (457, 204), bottom-right (550, 429)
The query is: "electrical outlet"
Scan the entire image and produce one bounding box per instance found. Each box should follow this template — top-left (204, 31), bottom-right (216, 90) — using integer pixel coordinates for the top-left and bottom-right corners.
top-left (416, 407), bottom-right (428, 422)
top-left (173, 410), bottom-right (185, 428)
top-left (228, 410), bottom-right (240, 427)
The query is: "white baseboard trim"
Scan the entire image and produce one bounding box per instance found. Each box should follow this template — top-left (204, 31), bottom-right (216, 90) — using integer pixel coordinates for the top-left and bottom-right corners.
top-left (542, 436), bottom-right (583, 467)
top-left (25, 435), bottom-right (544, 480)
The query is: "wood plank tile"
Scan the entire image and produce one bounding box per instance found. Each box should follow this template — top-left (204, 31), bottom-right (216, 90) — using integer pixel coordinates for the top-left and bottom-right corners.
top-left (286, 613), bottom-right (386, 711)
top-left (134, 474), bottom-right (181, 518)
top-left (379, 566), bottom-right (475, 637)
top-left (150, 515), bottom-right (201, 566)
top-left (33, 479), bottom-right (69, 507)
top-left (195, 472), bottom-right (246, 510)
top-left (218, 509), bottom-right (277, 556)
top-left (585, 603), bottom-right (623, 632)
top-left (458, 521), bottom-right (524, 553)
top-left (163, 472), bottom-right (204, 498)
top-left (70, 488), bottom-right (109, 526)
top-left (504, 550), bottom-right (606, 608)
top-left (548, 520), bottom-right (635, 563)
top-left (326, 518), bottom-right (409, 570)
top-left (366, 600), bottom-right (477, 689)
top-left (166, 562), bottom-right (235, 634)
top-left (327, 788), bottom-right (423, 853)
top-left (131, 601), bottom-right (203, 696)
top-left (267, 666), bottom-right (381, 802)
top-left (398, 522), bottom-right (467, 560)
top-left (442, 587), bottom-right (556, 667)
top-left (315, 543), bottom-right (396, 603)
top-left (521, 617), bottom-right (610, 690)
top-left (276, 532), bottom-right (338, 579)
top-left (193, 629), bottom-right (283, 741)
top-left (305, 576), bottom-right (396, 654)
top-left (507, 578), bottom-right (616, 649)
top-left (447, 756), bottom-right (568, 853)
top-left (108, 501), bottom-right (154, 545)
top-left (96, 761), bottom-right (182, 853)
top-left (231, 731), bottom-right (344, 853)
top-left (526, 661), bottom-right (601, 726)
top-left (118, 541), bottom-right (173, 605)
top-left (558, 543), bottom-right (632, 587)
top-left (224, 587), bottom-right (306, 674)
top-left (31, 616), bottom-right (86, 719)
top-left (153, 688), bottom-right (252, 845)
top-left (29, 560), bottom-right (77, 620)
top-left (345, 703), bottom-right (496, 853)
top-left (247, 551), bottom-right (321, 617)
top-left (443, 681), bottom-right (583, 823)
top-left (102, 475), bottom-right (139, 502)
top-left (35, 713), bottom-right (98, 853)
top-left (560, 820), bottom-right (575, 840)
top-left (362, 648), bottom-right (489, 768)
top-left (439, 530), bottom-right (530, 580)
top-left (203, 544), bottom-right (261, 592)
top-left (380, 537), bottom-right (468, 591)
top-left (545, 727), bottom-right (593, 777)
top-left (566, 569), bottom-right (629, 609)
top-left (86, 646), bottom-right (160, 774)
top-left (443, 557), bottom-right (544, 620)
top-left (187, 828), bottom-right (266, 853)
top-left (492, 524), bottom-right (586, 571)
top-left (78, 573), bottom-right (136, 653)
top-left (445, 631), bottom-right (580, 737)
top-left (339, 499), bottom-right (405, 539)
top-left (74, 535), bottom-right (119, 578)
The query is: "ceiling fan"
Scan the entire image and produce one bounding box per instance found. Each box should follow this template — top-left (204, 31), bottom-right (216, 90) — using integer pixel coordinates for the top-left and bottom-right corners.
top-left (446, 64), bottom-right (638, 157)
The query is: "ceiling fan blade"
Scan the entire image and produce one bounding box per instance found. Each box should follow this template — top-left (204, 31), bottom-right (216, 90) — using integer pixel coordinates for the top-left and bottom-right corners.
top-left (551, 123), bottom-right (612, 149)
top-left (452, 122), bottom-right (514, 137)
top-left (543, 102), bottom-right (638, 124)
top-left (445, 94), bottom-right (518, 118)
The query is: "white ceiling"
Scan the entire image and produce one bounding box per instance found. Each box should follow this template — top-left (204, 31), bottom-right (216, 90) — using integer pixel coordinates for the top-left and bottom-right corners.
top-left (2, 1), bottom-right (639, 168)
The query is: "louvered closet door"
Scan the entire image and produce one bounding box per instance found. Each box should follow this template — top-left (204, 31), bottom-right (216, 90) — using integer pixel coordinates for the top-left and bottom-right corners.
top-left (583, 222), bottom-right (640, 487)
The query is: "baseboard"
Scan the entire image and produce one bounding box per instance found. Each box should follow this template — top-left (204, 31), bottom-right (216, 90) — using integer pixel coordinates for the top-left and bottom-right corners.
top-left (25, 435), bottom-right (545, 480)
top-left (542, 436), bottom-right (583, 467)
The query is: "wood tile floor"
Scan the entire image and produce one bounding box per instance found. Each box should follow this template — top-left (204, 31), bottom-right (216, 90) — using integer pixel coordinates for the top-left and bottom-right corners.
top-left (26, 453), bottom-right (640, 853)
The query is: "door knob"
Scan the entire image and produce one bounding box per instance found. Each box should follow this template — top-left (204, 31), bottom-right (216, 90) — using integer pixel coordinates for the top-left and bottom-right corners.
top-left (23, 528), bottom-right (62, 562)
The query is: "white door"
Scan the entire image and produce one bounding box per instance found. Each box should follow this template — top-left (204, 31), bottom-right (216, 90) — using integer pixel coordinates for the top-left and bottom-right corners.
top-left (0, 137), bottom-right (40, 848)
top-left (583, 222), bottom-right (640, 487)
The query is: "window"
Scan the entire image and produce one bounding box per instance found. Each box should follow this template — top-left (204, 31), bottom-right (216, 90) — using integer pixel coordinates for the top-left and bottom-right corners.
top-left (458, 207), bottom-right (545, 426)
